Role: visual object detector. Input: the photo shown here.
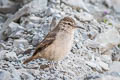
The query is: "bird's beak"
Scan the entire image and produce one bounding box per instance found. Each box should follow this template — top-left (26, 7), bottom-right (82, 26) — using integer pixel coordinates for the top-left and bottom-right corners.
top-left (74, 25), bottom-right (85, 30)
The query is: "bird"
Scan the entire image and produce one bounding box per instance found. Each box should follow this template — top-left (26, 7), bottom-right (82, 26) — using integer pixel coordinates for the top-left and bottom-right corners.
top-left (23, 16), bottom-right (84, 65)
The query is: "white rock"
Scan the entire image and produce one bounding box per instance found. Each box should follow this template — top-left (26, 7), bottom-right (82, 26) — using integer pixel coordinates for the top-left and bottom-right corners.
top-left (96, 75), bottom-right (120, 80)
top-left (46, 8), bottom-right (55, 16)
top-left (0, 50), bottom-right (8, 60)
top-left (29, 0), bottom-right (48, 12)
top-left (105, 0), bottom-right (112, 8)
top-left (84, 39), bottom-right (100, 49)
top-left (29, 16), bottom-right (41, 23)
top-left (75, 12), bottom-right (94, 22)
top-left (98, 61), bottom-right (109, 71)
top-left (14, 39), bottom-right (29, 49)
top-left (95, 28), bottom-right (120, 53)
top-left (8, 22), bottom-right (24, 38)
top-left (109, 61), bottom-right (120, 73)
top-left (9, 22), bottom-right (24, 33)
top-left (0, 43), bottom-right (6, 50)
top-left (19, 70), bottom-right (35, 80)
top-left (27, 69), bottom-right (40, 76)
top-left (0, 69), bottom-right (11, 80)
top-left (112, 0), bottom-right (120, 13)
top-left (101, 55), bottom-right (112, 64)
top-left (4, 52), bottom-right (18, 61)
top-left (49, 0), bottom-right (60, 4)
top-left (62, 0), bottom-right (89, 12)
top-left (32, 33), bottom-right (43, 46)
top-left (9, 66), bottom-right (21, 80)
top-left (25, 22), bottom-right (34, 29)
top-left (13, 39), bottom-right (29, 54)
top-left (86, 61), bottom-right (102, 72)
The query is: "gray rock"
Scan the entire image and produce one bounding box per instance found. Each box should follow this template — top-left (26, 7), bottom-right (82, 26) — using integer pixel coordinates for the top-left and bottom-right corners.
top-left (75, 12), bottom-right (94, 22)
top-left (86, 61), bottom-right (103, 72)
top-left (27, 69), bottom-right (40, 76)
top-left (112, 47), bottom-right (120, 61)
top-left (101, 55), bottom-right (112, 64)
top-left (11, 69), bottom-right (21, 80)
top-left (109, 61), bottom-right (120, 73)
top-left (8, 22), bottom-right (24, 38)
top-left (4, 51), bottom-right (18, 61)
top-left (25, 22), bottom-right (34, 29)
top-left (9, 22), bottom-right (24, 33)
top-left (96, 75), bottom-right (120, 80)
top-left (13, 39), bottom-right (29, 54)
top-left (0, 69), bottom-right (11, 80)
top-left (20, 71), bottom-right (35, 80)
top-left (0, 43), bottom-right (6, 50)
top-left (49, 0), bottom-right (60, 4)
top-left (95, 28), bottom-right (120, 54)
top-left (112, 0), bottom-right (120, 13)
top-left (105, 0), bottom-right (112, 8)
top-left (29, 16), bottom-right (41, 23)
top-left (98, 61), bottom-right (109, 71)
top-left (84, 74), bottom-right (120, 80)
top-left (62, 0), bottom-right (89, 12)
top-left (32, 33), bottom-right (43, 46)
top-left (0, 50), bottom-right (8, 60)
top-left (29, 0), bottom-right (48, 13)
top-left (46, 8), bottom-right (55, 16)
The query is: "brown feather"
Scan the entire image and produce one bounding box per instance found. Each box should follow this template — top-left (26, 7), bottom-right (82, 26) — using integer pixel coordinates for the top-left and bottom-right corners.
top-left (23, 27), bottom-right (59, 64)
top-left (32, 27), bottom-right (59, 56)
top-left (23, 17), bottom-right (76, 64)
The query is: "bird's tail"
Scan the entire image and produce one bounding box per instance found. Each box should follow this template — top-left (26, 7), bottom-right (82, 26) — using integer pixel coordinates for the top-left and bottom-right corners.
top-left (23, 56), bottom-right (34, 64)
top-left (23, 53), bottom-right (39, 64)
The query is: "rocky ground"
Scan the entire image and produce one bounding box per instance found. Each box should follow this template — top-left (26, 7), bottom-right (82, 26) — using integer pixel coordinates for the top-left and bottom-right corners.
top-left (0, 0), bottom-right (120, 80)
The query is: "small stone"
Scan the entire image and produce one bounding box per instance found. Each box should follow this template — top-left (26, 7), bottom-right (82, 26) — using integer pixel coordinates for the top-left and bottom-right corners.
top-left (0, 50), bottom-right (8, 60)
top-left (75, 12), bottom-right (94, 22)
top-left (101, 55), bottom-right (112, 64)
top-left (13, 39), bottom-right (29, 54)
top-left (9, 22), bottom-right (24, 33)
top-left (20, 71), bottom-right (35, 80)
top-left (84, 39), bottom-right (100, 49)
top-left (105, 0), bottom-right (112, 8)
top-left (86, 61), bottom-right (102, 72)
top-left (27, 69), bottom-right (40, 76)
top-left (8, 22), bottom-right (24, 38)
top-left (95, 28), bottom-right (120, 54)
top-left (96, 75), bottom-right (120, 80)
top-left (25, 22), bottom-right (34, 29)
top-left (46, 8), bottom-right (55, 16)
top-left (0, 69), bottom-right (11, 80)
top-left (112, 0), bottom-right (120, 13)
top-left (98, 61), bottom-right (109, 71)
top-left (4, 51), bottom-right (18, 61)
top-left (62, 0), bottom-right (89, 12)
top-left (29, 0), bottom-right (48, 12)
top-left (10, 67), bottom-right (21, 80)
top-left (29, 16), bottom-right (41, 23)
top-left (32, 33), bottom-right (43, 46)
top-left (0, 43), bottom-right (6, 50)
top-left (26, 64), bottom-right (39, 69)
top-left (109, 61), bottom-right (120, 73)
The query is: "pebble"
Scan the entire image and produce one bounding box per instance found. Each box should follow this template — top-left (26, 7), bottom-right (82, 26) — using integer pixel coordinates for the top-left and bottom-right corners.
top-left (0, 69), bottom-right (11, 80)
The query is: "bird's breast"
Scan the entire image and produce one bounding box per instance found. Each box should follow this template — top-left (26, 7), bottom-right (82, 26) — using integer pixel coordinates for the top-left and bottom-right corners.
top-left (43, 31), bottom-right (74, 61)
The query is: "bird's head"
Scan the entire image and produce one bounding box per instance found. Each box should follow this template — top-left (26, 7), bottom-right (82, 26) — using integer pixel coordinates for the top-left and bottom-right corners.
top-left (58, 17), bottom-right (84, 31)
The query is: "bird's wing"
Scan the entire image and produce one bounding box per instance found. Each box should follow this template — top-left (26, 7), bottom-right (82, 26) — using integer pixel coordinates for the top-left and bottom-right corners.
top-left (32, 27), bottom-right (59, 56)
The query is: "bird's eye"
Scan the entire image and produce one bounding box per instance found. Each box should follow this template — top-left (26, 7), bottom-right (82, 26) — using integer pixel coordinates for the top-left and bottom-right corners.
top-left (68, 23), bottom-right (71, 26)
